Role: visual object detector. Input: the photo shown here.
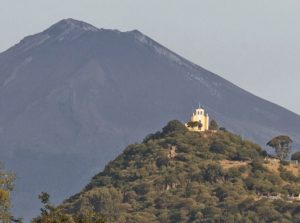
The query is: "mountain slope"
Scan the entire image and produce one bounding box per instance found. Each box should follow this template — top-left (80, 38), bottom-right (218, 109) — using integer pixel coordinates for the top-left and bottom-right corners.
top-left (39, 121), bottom-right (300, 223)
top-left (0, 18), bottom-right (299, 219)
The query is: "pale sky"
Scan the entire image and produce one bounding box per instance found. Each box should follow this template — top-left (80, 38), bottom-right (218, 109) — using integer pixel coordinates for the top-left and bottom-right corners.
top-left (1, 0), bottom-right (300, 114)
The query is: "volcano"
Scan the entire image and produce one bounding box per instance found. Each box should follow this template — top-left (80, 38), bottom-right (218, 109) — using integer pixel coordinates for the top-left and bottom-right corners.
top-left (1, 18), bottom-right (299, 219)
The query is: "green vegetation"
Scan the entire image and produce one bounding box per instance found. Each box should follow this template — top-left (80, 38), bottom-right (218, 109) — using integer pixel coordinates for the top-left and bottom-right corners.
top-left (267, 135), bottom-right (293, 160)
top-left (32, 192), bottom-right (106, 223)
top-left (186, 121), bottom-right (202, 129)
top-left (208, 120), bottom-right (219, 131)
top-left (30, 120), bottom-right (298, 223)
top-left (292, 151), bottom-right (300, 161)
top-left (0, 164), bottom-right (17, 223)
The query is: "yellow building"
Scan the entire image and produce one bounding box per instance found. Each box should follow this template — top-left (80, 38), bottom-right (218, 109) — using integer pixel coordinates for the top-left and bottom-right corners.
top-left (185, 106), bottom-right (209, 132)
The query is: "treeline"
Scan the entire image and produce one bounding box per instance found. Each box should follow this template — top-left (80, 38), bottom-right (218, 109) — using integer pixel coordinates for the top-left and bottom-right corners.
top-left (3, 120), bottom-right (300, 222)
top-left (55, 121), bottom-right (300, 222)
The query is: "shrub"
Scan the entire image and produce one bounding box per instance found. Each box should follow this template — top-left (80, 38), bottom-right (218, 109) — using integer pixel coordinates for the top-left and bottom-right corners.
top-left (162, 120), bottom-right (187, 135)
top-left (250, 159), bottom-right (266, 172)
top-left (291, 152), bottom-right (300, 161)
top-left (203, 164), bottom-right (224, 183)
top-left (134, 183), bottom-right (151, 195)
top-left (235, 147), bottom-right (259, 161)
top-left (209, 120), bottom-right (219, 131)
top-left (238, 165), bottom-right (248, 173)
top-left (219, 127), bottom-right (227, 132)
top-left (209, 141), bottom-right (226, 154)
top-left (279, 167), bottom-right (299, 182)
top-left (280, 160), bottom-right (290, 166)
top-left (225, 167), bottom-right (241, 180)
top-left (156, 157), bottom-right (169, 168)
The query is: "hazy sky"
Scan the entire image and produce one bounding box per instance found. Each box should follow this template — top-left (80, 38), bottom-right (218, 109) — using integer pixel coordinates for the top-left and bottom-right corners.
top-left (1, 0), bottom-right (300, 114)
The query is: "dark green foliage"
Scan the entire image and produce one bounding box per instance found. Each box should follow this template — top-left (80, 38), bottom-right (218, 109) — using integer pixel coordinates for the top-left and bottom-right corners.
top-left (280, 160), bottom-right (290, 166)
top-left (162, 120), bottom-right (188, 135)
top-left (292, 152), bottom-right (300, 161)
top-left (209, 135), bottom-right (261, 161)
top-left (267, 135), bottom-right (293, 160)
top-left (250, 158), bottom-right (266, 172)
top-left (134, 183), bottom-right (151, 195)
top-left (219, 127), bottom-right (227, 132)
top-left (186, 121), bottom-right (198, 128)
top-left (203, 163), bottom-right (224, 183)
top-left (209, 119), bottom-right (219, 130)
top-left (32, 192), bottom-right (107, 223)
top-left (38, 192), bottom-right (50, 205)
top-left (279, 166), bottom-right (299, 182)
top-left (225, 167), bottom-right (242, 180)
top-left (186, 121), bottom-right (202, 129)
top-left (36, 121), bottom-right (300, 223)
top-left (235, 146), bottom-right (259, 160)
top-left (32, 192), bottom-right (75, 223)
top-left (156, 157), bottom-right (169, 168)
top-left (209, 141), bottom-right (226, 154)
top-left (260, 150), bottom-right (268, 157)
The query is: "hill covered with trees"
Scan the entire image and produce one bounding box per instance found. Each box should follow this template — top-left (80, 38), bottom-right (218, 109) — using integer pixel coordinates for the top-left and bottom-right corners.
top-left (34, 121), bottom-right (300, 223)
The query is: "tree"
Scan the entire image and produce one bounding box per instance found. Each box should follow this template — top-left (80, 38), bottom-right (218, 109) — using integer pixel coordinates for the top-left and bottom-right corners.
top-left (74, 206), bottom-right (106, 223)
top-left (32, 192), bottom-right (74, 223)
top-left (187, 121), bottom-right (197, 128)
top-left (203, 164), bottom-right (224, 183)
top-left (86, 187), bottom-right (122, 222)
top-left (267, 135), bottom-right (293, 161)
top-left (209, 119), bottom-right (219, 131)
top-left (162, 120), bottom-right (187, 135)
top-left (0, 164), bottom-right (15, 223)
top-left (291, 152), bottom-right (300, 162)
top-left (187, 121), bottom-right (202, 130)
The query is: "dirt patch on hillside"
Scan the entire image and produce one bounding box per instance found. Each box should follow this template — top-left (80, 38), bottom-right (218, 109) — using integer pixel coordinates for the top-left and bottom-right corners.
top-left (218, 160), bottom-right (248, 169)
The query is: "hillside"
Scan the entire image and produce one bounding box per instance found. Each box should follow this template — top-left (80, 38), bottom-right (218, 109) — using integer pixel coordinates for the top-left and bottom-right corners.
top-left (1, 18), bottom-right (300, 219)
top-left (38, 121), bottom-right (300, 223)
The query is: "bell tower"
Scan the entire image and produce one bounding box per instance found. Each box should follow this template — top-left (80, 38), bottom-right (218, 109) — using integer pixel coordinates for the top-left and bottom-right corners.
top-left (186, 105), bottom-right (209, 131)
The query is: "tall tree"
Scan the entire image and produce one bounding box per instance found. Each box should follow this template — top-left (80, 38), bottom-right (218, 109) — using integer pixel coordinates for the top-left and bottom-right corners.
top-left (0, 164), bottom-right (15, 223)
top-left (32, 192), bottom-right (74, 223)
top-left (162, 120), bottom-right (187, 135)
top-left (32, 192), bottom-right (106, 223)
top-left (209, 120), bottom-right (219, 131)
top-left (267, 135), bottom-right (293, 160)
